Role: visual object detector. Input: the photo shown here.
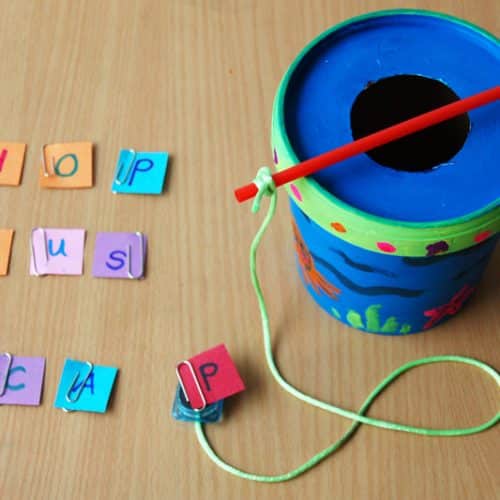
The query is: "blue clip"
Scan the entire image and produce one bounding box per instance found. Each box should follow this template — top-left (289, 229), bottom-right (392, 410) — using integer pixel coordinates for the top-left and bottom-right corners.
top-left (171, 384), bottom-right (223, 423)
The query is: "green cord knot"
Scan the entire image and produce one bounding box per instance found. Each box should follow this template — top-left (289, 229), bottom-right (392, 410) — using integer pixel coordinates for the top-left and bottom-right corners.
top-left (251, 167), bottom-right (276, 213)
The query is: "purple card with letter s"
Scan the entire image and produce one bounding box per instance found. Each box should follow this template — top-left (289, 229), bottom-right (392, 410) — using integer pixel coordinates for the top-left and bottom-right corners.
top-left (92, 232), bottom-right (147, 279)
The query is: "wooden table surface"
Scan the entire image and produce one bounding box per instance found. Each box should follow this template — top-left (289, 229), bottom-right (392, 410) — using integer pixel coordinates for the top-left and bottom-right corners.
top-left (1, 1), bottom-right (498, 499)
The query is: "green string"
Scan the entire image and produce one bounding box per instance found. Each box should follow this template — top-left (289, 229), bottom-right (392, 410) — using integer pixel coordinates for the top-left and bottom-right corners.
top-left (194, 167), bottom-right (500, 483)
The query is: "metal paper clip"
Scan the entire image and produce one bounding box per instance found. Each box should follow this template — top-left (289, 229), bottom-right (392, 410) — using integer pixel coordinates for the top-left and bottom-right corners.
top-left (175, 360), bottom-right (207, 411)
top-left (66, 361), bottom-right (94, 403)
top-left (31, 228), bottom-right (48, 276)
top-left (114, 149), bottom-right (136, 185)
top-left (0, 352), bottom-right (13, 397)
top-left (41, 144), bottom-right (56, 177)
top-left (63, 361), bottom-right (94, 412)
top-left (127, 231), bottom-right (145, 280)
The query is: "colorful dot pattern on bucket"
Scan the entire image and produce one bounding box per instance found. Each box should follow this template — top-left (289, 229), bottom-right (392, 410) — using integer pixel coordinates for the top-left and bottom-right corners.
top-left (377, 242), bottom-right (396, 253)
top-left (426, 240), bottom-right (449, 256)
top-left (273, 148), bottom-right (278, 165)
top-left (290, 183), bottom-right (302, 202)
top-left (474, 230), bottom-right (491, 243)
top-left (331, 222), bottom-right (346, 233)
top-left (274, 139), bottom-right (499, 257)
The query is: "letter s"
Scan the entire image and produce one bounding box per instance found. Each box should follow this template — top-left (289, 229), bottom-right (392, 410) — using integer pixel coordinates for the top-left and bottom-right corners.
top-left (105, 250), bottom-right (127, 271)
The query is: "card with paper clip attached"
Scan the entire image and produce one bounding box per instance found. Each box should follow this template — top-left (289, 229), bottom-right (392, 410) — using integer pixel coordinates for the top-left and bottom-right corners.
top-left (112, 149), bottom-right (169, 195)
top-left (54, 359), bottom-right (118, 413)
top-left (30, 228), bottom-right (86, 276)
top-left (0, 353), bottom-right (45, 406)
top-left (176, 344), bottom-right (245, 412)
top-left (0, 229), bottom-right (14, 276)
top-left (92, 232), bottom-right (147, 279)
top-left (39, 142), bottom-right (93, 189)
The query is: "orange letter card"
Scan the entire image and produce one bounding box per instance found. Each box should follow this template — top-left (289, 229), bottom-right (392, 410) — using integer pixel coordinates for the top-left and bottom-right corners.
top-left (40, 142), bottom-right (93, 189)
top-left (0, 143), bottom-right (27, 186)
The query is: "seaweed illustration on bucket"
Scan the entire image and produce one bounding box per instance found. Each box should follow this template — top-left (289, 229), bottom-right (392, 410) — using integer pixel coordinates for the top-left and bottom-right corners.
top-left (331, 304), bottom-right (412, 334)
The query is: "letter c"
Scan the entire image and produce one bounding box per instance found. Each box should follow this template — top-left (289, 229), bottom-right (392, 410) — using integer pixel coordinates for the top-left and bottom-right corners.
top-left (6, 366), bottom-right (27, 391)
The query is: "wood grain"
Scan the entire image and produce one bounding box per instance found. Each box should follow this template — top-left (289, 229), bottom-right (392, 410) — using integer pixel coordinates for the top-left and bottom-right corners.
top-left (0, 1), bottom-right (498, 499)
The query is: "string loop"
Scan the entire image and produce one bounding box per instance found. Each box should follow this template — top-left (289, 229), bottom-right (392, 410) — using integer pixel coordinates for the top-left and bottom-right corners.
top-left (194, 170), bottom-right (500, 483)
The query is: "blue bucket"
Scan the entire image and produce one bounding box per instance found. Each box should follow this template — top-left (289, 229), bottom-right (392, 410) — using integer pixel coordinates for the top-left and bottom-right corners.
top-left (271, 10), bottom-right (499, 334)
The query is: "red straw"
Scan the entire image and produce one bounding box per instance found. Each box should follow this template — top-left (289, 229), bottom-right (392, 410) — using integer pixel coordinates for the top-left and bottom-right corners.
top-left (234, 85), bottom-right (500, 203)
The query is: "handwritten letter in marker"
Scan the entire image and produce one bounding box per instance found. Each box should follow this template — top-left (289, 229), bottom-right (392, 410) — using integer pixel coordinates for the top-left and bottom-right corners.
top-left (30, 228), bottom-right (86, 276)
top-left (177, 344), bottom-right (245, 410)
top-left (0, 356), bottom-right (46, 406)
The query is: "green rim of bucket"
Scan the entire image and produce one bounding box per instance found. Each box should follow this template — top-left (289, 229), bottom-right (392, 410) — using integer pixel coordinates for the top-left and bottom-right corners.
top-left (272, 9), bottom-right (500, 257)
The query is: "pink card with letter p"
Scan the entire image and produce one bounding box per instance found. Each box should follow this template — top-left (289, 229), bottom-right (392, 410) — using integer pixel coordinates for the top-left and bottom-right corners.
top-left (177, 344), bottom-right (245, 410)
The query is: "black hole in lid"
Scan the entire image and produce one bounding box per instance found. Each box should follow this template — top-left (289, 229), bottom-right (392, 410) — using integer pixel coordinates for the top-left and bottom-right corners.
top-left (350, 75), bottom-right (470, 172)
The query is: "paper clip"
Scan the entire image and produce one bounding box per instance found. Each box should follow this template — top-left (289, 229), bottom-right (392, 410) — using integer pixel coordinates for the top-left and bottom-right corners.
top-left (127, 231), bottom-right (145, 280)
top-left (176, 360), bottom-right (207, 411)
top-left (0, 352), bottom-right (13, 397)
top-left (114, 149), bottom-right (136, 185)
top-left (31, 228), bottom-right (48, 276)
top-left (63, 361), bottom-right (94, 412)
top-left (41, 144), bottom-right (56, 177)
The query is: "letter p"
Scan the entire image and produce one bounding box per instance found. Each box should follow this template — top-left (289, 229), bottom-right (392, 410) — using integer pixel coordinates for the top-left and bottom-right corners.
top-left (128, 158), bottom-right (154, 186)
top-left (199, 362), bottom-right (218, 392)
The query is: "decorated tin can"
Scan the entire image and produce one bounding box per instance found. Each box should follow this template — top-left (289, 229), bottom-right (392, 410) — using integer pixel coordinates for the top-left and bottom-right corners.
top-left (272, 10), bottom-right (499, 334)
